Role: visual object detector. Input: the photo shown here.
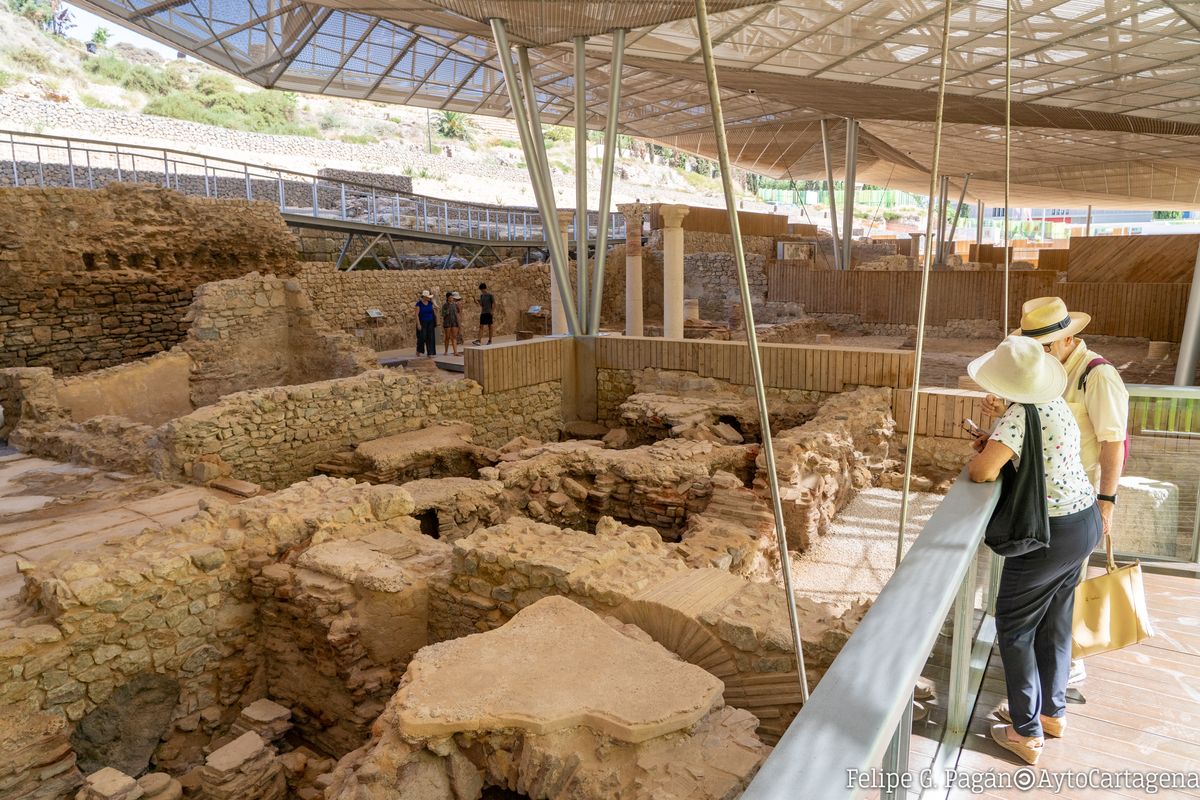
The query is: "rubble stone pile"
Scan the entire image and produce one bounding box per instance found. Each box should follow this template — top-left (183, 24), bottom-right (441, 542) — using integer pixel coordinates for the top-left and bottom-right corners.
top-left (325, 596), bottom-right (770, 800)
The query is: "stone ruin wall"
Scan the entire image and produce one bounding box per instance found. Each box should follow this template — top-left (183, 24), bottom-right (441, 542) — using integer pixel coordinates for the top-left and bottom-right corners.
top-left (595, 366), bottom-right (826, 431)
top-left (0, 479), bottom-right (426, 796)
top-left (182, 273), bottom-right (377, 408)
top-left (0, 185), bottom-right (299, 376)
top-left (0, 474), bottom-right (868, 796)
top-left (296, 261), bottom-right (550, 352)
top-left (6, 366), bottom-right (562, 490)
top-left (155, 371), bottom-right (562, 490)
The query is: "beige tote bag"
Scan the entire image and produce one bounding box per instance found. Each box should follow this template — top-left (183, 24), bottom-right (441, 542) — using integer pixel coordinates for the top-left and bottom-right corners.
top-left (1072, 533), bottom-right (1154, 659)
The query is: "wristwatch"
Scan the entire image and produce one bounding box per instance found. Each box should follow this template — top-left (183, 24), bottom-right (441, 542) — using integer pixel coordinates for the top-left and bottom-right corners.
top-left (1097, 493), bottom-right (1117, 505)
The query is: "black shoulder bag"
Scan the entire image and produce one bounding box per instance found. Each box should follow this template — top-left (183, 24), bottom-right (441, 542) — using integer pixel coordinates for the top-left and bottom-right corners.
top-left (985, 403), bottom-right (1051, 557)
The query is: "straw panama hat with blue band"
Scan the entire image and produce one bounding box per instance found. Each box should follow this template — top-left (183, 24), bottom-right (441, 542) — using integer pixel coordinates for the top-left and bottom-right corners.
top-left (968, 335), bottom-right (1068, 404)
top-left (1011, 296), bottom-right (1091, 343)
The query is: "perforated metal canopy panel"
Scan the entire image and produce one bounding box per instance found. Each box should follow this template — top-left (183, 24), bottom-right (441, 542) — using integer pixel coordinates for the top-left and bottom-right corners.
top-left (72, 0), bottom-right (1200, 209)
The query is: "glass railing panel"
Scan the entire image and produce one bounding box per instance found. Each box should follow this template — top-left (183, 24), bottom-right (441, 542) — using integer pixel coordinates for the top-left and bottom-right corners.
top-left (1115, 386), bottom-right (1200, 562)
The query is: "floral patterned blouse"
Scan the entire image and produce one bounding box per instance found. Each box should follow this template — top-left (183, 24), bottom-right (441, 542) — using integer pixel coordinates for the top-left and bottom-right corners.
top-left (990, 397), bottom-right (1095, 518)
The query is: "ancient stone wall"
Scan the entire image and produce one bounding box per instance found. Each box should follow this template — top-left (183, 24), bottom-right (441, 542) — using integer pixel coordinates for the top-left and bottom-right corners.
top-left (428, 518), bottom-right (865, 743)
top-left (53, 350), bottom-right (195, 426)
top-left (0, 367), bottom-right (52, 441)
top-left (597, 367), bottom-right (826, 430)
top-left (0, 160), bottom-right (402, 214)
top-left (296, 261), bottom-right (550, 351)
top-left (181, 273), bottom-right (376, 407)
top-left (314, 168), bottom-right (412, 194)
top-left (0, 185), bottom-right (297, 283)
top-left (0, 269), bottom-right (194, 375)
top-left (0, 185), bottom-right (300, 375)
top-left (0, 479), bottom-right (424, 786)
top-left (158, 370), bottom-right (562, 489)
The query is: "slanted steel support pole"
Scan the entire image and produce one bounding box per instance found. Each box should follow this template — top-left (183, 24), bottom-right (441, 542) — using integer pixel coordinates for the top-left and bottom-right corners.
top-left (696, 0), bottom-right (809, 704)
top-left (897, 0), bottom-right (955, 566)
top-left (1174, 244), bottom-right (1200, 386)
top-left (976, 199), bottom-right (984, 250)
top-left (820, 119), bottom-right (841, 269)
top-left (518, 44), bottom-right (576, 334)
top-left (588, 28), bottom-right (627, 335)
top-left (489, 18), bottom-right (579, 334)
top-left (841, 118), bottom-right (858, 270)
top-left (935, 175), bottom-right (949, 267)
top-left (1085, 204), bottom-right (1093, 236)
top-left (945, 174), bottom-right (971, 264)
top-left (574, 35), bottom-right (589, 330)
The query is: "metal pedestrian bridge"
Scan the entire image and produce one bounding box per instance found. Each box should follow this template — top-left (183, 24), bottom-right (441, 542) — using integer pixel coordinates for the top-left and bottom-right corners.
top-left (2, 129), bottom-right (627, 268)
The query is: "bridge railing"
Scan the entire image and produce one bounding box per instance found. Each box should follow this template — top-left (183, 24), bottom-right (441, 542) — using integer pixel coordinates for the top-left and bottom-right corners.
top-left (743, 382), bottom-right (1200, 798)
top-left (742, 471), bottom-right (1002, 799)
top-left (1, 129), bottom-right (626, 244)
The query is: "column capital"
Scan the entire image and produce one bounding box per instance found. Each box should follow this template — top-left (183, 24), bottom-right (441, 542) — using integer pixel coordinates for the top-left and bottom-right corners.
top-left (555, 209), bottom-right (576, 225)
top-left (660, 203), bottom-right (690, 229)
top-left (616, 202), bottom-right (646, 220)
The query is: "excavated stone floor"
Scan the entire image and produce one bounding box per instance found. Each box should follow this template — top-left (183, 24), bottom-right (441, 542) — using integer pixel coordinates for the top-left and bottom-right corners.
top-left (0, 451), bottom-right (240, 608)
top-left (0, 366), bottom-right (963, 800)
top-left (789, 487), bottom-right (943, 611)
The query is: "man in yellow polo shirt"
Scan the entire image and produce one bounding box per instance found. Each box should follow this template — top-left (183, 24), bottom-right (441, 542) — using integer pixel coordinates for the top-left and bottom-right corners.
top-left (986, 297), bottom-right (1130, 531)
top-left (984, 296), bottom-right (1130, 689)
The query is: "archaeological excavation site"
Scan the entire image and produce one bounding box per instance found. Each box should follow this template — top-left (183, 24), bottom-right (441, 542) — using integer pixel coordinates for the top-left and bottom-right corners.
top-left (3, 1), bottom-right (1200, 798)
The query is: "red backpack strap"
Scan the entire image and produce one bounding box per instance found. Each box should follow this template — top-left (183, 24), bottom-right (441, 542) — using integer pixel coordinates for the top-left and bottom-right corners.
top-left (1077, 357), bottom-right (1112, 392)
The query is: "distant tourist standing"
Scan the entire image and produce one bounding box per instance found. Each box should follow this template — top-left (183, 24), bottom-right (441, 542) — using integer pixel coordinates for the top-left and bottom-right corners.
top-left (442, 291), bottom-right (461, 356)
top-left (473, 282), bottom-right (495, 346)
top-left (415, 290), bottom-right (437, 358)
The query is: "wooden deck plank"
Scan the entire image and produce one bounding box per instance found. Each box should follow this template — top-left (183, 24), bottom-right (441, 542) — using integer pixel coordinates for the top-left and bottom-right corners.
top-left (943, 571), bottom-right (1200, 797)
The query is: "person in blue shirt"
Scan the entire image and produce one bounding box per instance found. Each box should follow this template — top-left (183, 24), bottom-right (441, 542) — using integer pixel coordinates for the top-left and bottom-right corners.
top-left (415, 290), bottom-right (437, 358)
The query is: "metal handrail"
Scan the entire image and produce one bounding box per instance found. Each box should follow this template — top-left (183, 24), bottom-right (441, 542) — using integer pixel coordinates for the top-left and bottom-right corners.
top-left (742, 471), bottom-right (1001, 799)
top-left (2, 129), bottom-right (627, 243)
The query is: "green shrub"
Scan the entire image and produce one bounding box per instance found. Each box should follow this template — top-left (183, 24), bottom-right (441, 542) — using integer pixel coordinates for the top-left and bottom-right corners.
top-left (120, 64), bottom-right (172, 95)
top-left (340, 133), bottom-right (377, 145)
top-left (7, 0), bottom-right (52, 28)
top-left (0, 69), bottom-right (13, 89)
top-left (90, 27), bottom-right (110, 46)
top-left (5, 46), bottom-right (51, 72)
top-left (543, 125), bottom-right (573, 144)
top-left (193, 72), bottom-right (235, 97)
top-left (318, 111), bottom-right (342, 131)
top-left (143, 85), bottom-right (316, 136)
top-left (82, 54), bottom-right (130, 83)
top-left (494, 138), bottom-right (519, 148)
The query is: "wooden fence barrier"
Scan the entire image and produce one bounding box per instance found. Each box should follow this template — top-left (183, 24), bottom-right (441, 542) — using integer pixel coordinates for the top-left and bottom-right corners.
top-left (595, 336), bottom-right (914, 392)
top-left (766, 269), bottom-right (1191, 340)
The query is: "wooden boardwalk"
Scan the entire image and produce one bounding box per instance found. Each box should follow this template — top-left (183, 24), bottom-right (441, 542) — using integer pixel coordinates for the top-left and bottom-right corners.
top-left (946, 570), bottom-right (1200, 799)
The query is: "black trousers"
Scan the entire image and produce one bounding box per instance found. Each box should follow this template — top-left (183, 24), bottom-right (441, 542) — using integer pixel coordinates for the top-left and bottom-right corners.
top-left (995, 503), bottom-right (1102, 737)
top-left (418, 319), bottom-right (437, 356)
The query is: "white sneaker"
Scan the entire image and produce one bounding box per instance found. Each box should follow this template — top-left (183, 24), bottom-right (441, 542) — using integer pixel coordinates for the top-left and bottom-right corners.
top-left (1067, 659), bottom-right (1086, 687)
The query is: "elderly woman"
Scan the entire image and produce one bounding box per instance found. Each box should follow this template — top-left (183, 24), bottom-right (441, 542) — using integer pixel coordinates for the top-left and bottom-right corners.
top-left (967, 335), bottom-right (1101, 766)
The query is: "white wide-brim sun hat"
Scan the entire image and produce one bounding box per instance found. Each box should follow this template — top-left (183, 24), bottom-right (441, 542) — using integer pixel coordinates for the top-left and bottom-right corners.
top-left (967, 335), bottom-right (1068, 404)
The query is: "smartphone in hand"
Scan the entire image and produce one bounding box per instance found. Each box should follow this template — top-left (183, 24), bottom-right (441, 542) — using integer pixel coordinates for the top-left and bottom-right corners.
top-left (961, 418), bottom-right (985, 438)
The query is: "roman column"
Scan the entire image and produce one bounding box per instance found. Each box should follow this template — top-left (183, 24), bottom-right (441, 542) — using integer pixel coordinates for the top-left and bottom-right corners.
top-left (619, 202), bottom-right (645, 336)
top-left (660, 203), bottom-right (689, 339)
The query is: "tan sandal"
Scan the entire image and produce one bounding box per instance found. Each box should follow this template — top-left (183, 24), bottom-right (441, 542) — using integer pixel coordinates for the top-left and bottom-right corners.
top-left (990, 723), bottom-right (1043, 766)
top-left (995, 702), bottom-right (1066, 737)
